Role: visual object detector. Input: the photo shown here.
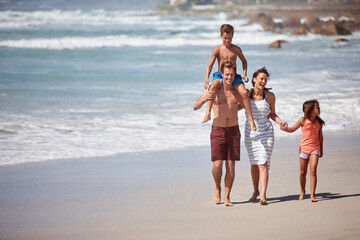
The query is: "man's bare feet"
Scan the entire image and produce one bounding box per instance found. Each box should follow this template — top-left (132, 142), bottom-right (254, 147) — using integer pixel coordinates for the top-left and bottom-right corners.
top-left (202, 114), bottom-right (211, 123)
top-left (260, 199), bottom-right (268, 205)
top-left (224, 198), bottom-right (234, 207)
top-left (250, 120), bottom-right (257, 131)
top-left (214, 189), bottom-right (221, 204)
top-left (249, 191), bottom-right (260, 202)
top-left (298, 191), bottom-right (305, 200)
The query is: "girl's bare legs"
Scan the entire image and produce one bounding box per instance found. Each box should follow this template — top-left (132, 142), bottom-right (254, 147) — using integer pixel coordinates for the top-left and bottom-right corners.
top-left (259, 163), bottom-right (269, 205)
top-left (299, 157), bottom-right (309, 200)
top-left (249, 165), bottom-right (260, 201)
top-left (309, 155), bottom-right (319, 202)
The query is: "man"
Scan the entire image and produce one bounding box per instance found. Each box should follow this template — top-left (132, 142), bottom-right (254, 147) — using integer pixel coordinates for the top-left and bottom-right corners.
top-left (194, 61), bottom-right (243, 206)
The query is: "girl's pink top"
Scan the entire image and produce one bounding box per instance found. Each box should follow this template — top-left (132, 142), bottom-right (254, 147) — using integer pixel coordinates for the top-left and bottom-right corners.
top-left (300, 118), bottom-right (321, 154)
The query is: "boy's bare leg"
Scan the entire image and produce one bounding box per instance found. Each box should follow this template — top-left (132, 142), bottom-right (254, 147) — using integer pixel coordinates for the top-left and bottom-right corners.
top-left (309, 155), bottom-right (319, 202)
top-left (299, 157), bottom-right (308, 200)
top-left (236, 84), bottom-right (256, 131)
top-left (249, 165), bottom-right (260, 201)
top-left (224, 160), bottom-right (235, 206)
top-left (201, 79), bottom-right (221, 123)
top-left (212, 160), bottom-right (223, 204)
top-left (202, 99), bottom-right (212, 123)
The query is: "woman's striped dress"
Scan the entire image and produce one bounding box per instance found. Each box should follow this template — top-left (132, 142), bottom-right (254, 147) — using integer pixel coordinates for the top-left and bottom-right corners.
top-left (245, 92), bottom-right (274, 169)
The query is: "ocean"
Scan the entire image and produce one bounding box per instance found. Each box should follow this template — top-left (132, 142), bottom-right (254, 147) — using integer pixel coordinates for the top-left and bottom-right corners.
top-left (0, 10), bottom-right (359, 165)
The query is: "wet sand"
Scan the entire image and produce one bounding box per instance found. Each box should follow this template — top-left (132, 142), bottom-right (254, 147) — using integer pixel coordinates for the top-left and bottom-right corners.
top-left (0, 130), bottom-right (359, 240)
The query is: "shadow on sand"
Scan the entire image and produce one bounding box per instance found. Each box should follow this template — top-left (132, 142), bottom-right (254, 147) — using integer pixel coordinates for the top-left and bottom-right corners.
top-left (231, 192), bottom-right (360, 205)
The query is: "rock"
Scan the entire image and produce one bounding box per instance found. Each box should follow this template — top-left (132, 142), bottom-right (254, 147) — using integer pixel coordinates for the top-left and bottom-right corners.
top-left (283, 16), bottom-right (301, 28)
top-left (291, 25), bottom-right (310, 35)
top-left (335, 38), bottom-right (349, 42)
top-left (268, 40), bottom-right (289, 49)
top-left (337, 20), bottom-right (360, 31)
top-left (252, 13), bottom-right (281, 32)
top-left (303, 16), bottom-right (321, 27)
top-left (318, 21), bottom-right (352, 35)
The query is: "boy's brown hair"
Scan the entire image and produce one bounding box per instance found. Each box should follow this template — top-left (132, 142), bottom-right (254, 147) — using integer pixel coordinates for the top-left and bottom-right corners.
top-left (220, 24), bottom-right (234, 36)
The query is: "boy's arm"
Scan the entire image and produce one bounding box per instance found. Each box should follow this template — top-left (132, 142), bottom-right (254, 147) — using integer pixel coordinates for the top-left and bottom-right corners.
top-left (204, 48), bottom-right (218, 89)
top-left (319, 125), bottom-right (323, 157)
top-left (236, 46), bottom-right (248, 83)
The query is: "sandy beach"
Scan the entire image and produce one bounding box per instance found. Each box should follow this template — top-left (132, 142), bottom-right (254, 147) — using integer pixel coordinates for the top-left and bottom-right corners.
top-left (0, 130), bottom-right (359, 240)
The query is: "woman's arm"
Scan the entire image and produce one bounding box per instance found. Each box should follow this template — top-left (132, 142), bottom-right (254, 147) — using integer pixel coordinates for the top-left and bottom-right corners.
top-left (267, 91), bottom-right (286, 126)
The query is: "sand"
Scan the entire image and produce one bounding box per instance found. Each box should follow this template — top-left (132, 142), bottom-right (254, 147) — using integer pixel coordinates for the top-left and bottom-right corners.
top-left (0, 130), bottom-right (359, 240)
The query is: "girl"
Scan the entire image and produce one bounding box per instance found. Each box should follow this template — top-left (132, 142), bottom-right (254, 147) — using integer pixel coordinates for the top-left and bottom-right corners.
top-left (282, 100), bottom-right (325, 202)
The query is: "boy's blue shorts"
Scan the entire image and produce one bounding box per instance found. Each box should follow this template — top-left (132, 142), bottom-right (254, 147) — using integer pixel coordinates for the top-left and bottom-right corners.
top-left (213, 71), bottom-right (244, 89)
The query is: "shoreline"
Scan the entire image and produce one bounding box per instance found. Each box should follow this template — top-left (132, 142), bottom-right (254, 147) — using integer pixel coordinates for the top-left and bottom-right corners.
top-left (0, 130), bottom-right (359, 239)
top-left (1, 128), bottom-right (358, 167)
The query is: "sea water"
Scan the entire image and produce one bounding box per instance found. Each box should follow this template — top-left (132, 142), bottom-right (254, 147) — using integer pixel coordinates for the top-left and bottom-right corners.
top-left (0, 10), bottom-right (359, 165)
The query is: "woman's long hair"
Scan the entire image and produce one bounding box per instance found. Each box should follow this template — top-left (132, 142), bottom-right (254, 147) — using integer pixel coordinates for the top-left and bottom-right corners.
top-left (302, 99), bottom-right (325, 126)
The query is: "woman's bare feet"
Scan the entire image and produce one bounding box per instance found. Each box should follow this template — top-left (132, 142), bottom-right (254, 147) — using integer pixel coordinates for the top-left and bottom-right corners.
top-left (249, 191), bottom-right (260, 202)
top-left (311, 195), bottom-right (318, 202)
top-left (202, 114), bottom-right (211, 123)
top-left (259, 199), bottom-right (268, 205)
top-left (299, 191), bottom-right (305, 200)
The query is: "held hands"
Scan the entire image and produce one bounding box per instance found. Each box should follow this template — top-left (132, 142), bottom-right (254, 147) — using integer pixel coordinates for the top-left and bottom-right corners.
top-left (280, 121), bottom-right (289, 132)
top-left (243, 76), bottom-right (249, 83)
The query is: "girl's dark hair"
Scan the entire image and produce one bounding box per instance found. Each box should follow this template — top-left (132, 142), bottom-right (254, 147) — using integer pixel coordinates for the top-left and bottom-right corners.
top-left (302, 99), bottom-right (325, 126)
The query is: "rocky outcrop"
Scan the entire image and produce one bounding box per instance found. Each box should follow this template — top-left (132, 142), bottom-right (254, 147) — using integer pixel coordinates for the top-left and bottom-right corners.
top-left (250, 13), bottom-right (282, 32)
top-left (312, 21), bottom-right (352, 35)
top-left (291, 25), bottom-right (310, 35)
top-left (335, 38), bottom-right (349, 42)
top-left (268, 40), bottom-right (289, 49)
top-left (283, 16), bottom-right (301, 29)
top-left (249, 13), bottom-right (354, 36)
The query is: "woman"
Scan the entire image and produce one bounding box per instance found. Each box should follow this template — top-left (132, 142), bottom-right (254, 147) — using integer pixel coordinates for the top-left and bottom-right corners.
top-left (244, 67), bottom-right (286, 205)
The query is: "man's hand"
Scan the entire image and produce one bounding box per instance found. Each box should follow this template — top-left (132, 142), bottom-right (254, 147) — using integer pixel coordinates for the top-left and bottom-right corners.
top-left (204, 79), bottom-right (210, 89)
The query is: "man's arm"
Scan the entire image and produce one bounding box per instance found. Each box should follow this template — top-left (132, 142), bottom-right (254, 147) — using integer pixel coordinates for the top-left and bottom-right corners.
top-left (204, 48), bottom-right (219, 89)
top-left (193, 82), bottom-right (218, 110)
top-left (236, 46), bottom-right (248, 83)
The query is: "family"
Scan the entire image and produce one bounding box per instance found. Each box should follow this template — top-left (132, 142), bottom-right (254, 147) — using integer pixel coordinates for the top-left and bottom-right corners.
top-left (193, 24), bottom-right (324, 206)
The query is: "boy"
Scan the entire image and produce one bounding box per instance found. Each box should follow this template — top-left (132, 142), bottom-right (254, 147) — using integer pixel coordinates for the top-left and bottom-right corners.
top-left (202, 24), bottom-right (256, 131)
